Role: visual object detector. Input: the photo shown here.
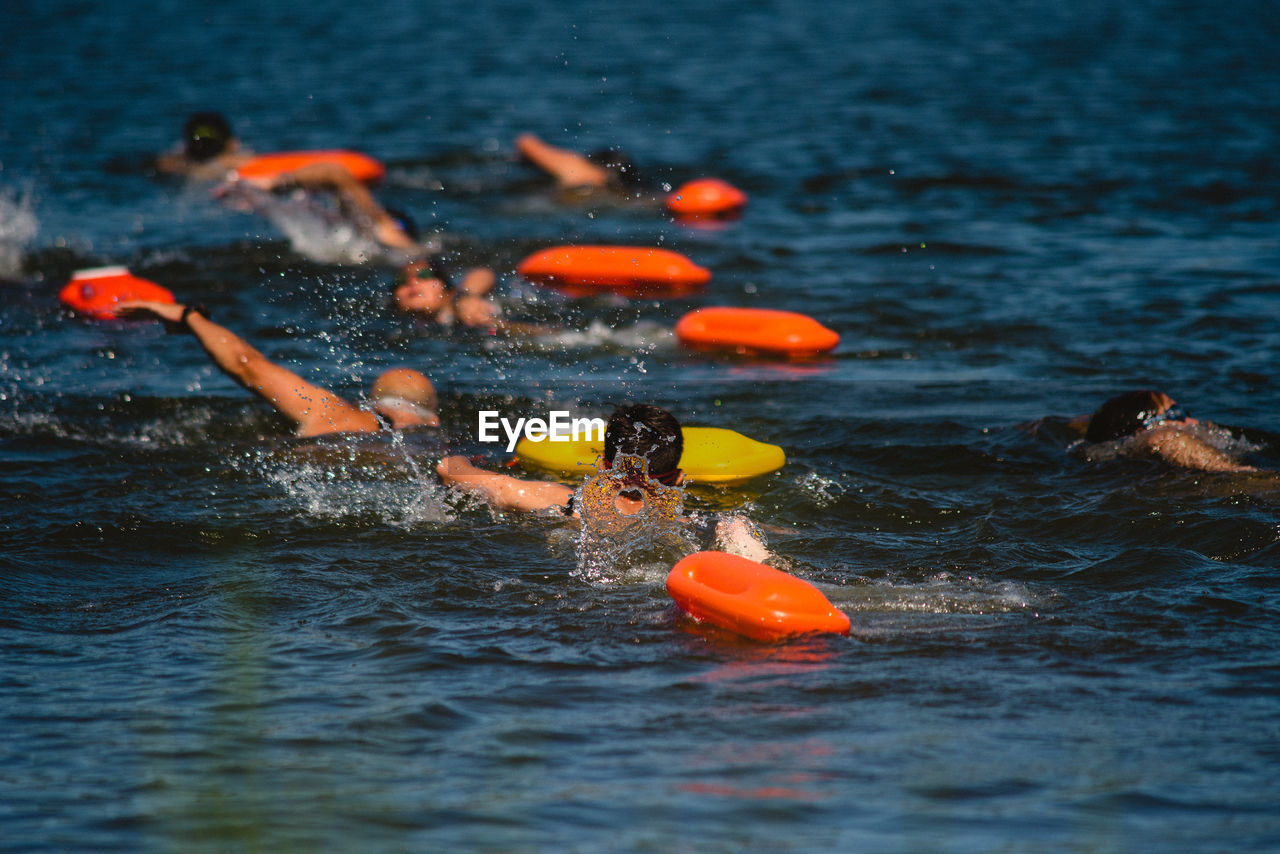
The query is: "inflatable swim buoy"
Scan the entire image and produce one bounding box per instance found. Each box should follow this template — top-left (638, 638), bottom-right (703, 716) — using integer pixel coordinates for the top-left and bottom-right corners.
top-left (675, 307), bottom-right (839, 358)
top-left (667, 551), bottom-right (851, 641)
top-left (58, 267), bottom-right (176, 319)
top-left (666, 178), bottom-right (748, 219)
top-left (232, 150), bottom-right (387, 183)
top-left (516, 246), bottom-right (711, 297)
top-left (515, 425), bottom-right (785, 485)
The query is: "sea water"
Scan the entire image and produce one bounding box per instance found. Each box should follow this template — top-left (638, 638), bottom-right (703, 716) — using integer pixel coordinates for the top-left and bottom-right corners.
top-left (3, 0), bottom-right (1280, 850)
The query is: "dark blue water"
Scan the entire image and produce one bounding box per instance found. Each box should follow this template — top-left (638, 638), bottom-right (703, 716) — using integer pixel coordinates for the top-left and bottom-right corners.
top-left (4, 0), bottom-right (1280, 850)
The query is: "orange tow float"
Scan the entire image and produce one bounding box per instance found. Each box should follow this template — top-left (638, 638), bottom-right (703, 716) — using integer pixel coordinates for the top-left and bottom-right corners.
top-left (232, 150), bottom-right (387, 184)
top-left (59, 267), bottom-right (176, 319)
top-left (516, 245), bottom-right (711, 298)
top-left (667, 551), bottom-right (850, 642)
top-left (675, 307), bottom-right (839, 357)
top-left (666, 178), bottom-right (748, 220)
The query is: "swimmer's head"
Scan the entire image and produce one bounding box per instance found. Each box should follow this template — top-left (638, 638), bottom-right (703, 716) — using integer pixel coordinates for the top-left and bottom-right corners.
top-left (392, 262), bottom-right (451, 315)
top-left (587, 147), bottom-right (644, 188)
top-left (183, 112), bottom-right (234, 162)
top-left (371, 368), bottom-right (438, 426)
top-left (603, 404), bottom-right (683, 485)
top-left (384, 206), bottom-right (419, 243)
top-left (1086, 390), bottom-right (1187, 443)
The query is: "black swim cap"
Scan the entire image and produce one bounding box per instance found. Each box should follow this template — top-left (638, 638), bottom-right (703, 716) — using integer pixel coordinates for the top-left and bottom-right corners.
top-left (183, 112), bottom-right (233, 162)
top-left (384, 207), bottom-right (419, 243)
top-left (1086, 390), bottom-right (1169, 443)
top-left (587, 148), bottom-right (644, 188)
top-left (604, 404), bottom-right (683, 480)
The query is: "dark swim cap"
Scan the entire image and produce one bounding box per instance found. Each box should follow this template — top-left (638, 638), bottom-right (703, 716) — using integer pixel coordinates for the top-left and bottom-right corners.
top-left (1085, 390), bottom-right (1168, 443)
top-left (384, 207), bottom-right (419, 243)
top-left (183, 112), bottom-right (233, 162)
top-left (587, 148), bottom-right (644, 188)
top-left (604, 404), bottom-right (683, 481)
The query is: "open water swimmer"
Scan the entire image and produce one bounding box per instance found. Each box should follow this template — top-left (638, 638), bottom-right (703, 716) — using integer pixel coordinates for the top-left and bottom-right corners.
top-left (118, 299), bottom-right (438, 438)
top-left (438, 403), bottom-right (771, 562)
top-left (7, 1), bottom-right (1280, 850)
top-left (1075, 389), bottom-right (1261, 473)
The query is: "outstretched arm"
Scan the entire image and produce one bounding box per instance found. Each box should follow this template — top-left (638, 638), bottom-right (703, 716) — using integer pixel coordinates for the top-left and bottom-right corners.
top-left (515, 133), bottom-right (611, 188)
top-left (437, 454), bottom-right (573, 512)
top-left (1140, 428), bottom-right (1257, 473)
top-left (714, 515), bottom-right (773, 563)
top-left (118, 300), bottom-right (377, 437)
top-left (245, 162), bottom-right (417, 250)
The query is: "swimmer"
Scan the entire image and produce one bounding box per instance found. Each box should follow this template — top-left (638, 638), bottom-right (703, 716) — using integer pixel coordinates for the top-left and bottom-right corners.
top-left (393, 256), bottom-right (500, 327)
top-left (393, 256), bottom-right (554, 336)
top-left (514, 132), bottom-right (646, 194)
top-left (437, 403), bottom-right (770, 560)
top-left (1081, 389), bottom-right (1258, 473)
top-left (230, 160), bottom-right (422, 253)
top-left (154, 112), bottom-right (253, 180)
top-left (156, 114), bottom-right (417, 255)
top-left (117, 300), bottom-right (438, 437)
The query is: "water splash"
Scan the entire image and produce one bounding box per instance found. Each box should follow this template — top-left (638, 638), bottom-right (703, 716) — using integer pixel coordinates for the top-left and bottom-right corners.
top-left (256, 433), bottom-right (452, 528)
top-left (795, 470), bottom-right (845, 508)
top-left (1076, 421), bottom-right (1261, 464)
top-left (573, 454), bottom-right (700, 583)
top-left (217, 183), bottom-right (431, 265)
top-left (0, 188), bottom-right (38, 276)
top-left (509, 319), bottom-right (674, 353)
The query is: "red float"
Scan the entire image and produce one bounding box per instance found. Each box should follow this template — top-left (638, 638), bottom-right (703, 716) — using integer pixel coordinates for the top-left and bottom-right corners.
top-left (516, 245), bottom-right (711, 298)
top-left (675, 307), bottom-right (839, 357)
top-left (666, 178), bottom-right (748, 219)
top-left (233, 150), bottom-right (386, 183)
top-left (59, 268), bottom-right (176, 319)
top-left (667, 551), bottom-right (850, 642)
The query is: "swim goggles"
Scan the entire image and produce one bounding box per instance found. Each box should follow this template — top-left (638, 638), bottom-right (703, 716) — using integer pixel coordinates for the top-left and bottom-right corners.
top-left (1143, 404), bottom-right (1189, 430)
top-left (394, 255), bottom-right (456, 292)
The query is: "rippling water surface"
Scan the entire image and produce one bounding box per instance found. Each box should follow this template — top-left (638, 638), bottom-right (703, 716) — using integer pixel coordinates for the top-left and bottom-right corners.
top-left (4, 1), bottom-right (1280, 850)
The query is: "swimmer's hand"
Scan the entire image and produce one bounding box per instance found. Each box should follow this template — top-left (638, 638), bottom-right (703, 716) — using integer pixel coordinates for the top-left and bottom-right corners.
top-left (437, 454), bottom-right (483, 484)
top-left (456, 294), bottom-right (498, 329)
top-left (459, 268), bottom-right (496, 297)
top-left (715, 516), bottom-right (772, 563)
top-left (116, 300), bottom-right (184, 324)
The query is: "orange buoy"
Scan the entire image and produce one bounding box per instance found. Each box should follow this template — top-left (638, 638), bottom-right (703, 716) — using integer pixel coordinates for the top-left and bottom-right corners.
top-left (516, 245), bottom-right (711, 297)
top-left (58, 267), bottom-right (176, 319)
top-left (675, 307), bottom-right (839, 357)
top-left (667, 551), bottom-right (850, 642)
top-left (232, 150), bottom-right (386, 183)
top-left (666, 178), bottom-right (748, 219)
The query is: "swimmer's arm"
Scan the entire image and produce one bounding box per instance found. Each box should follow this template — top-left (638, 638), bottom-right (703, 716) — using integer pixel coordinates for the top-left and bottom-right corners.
top-left (515, 133), bottom-right (611, 188)
top-left (455, 294), bottom-right (499, 329)
top-left (714, 515), bottom-right (773, 563)
top-left (153, 151), bottom-right (188, 175)
top-left (118, 300), bottom-right (375, 437)
top-left (452, 269), bottom-right (501, 328)
top-left (248, 162), bottom-right (416, 250)
top-left (155, 146), bottom-right (246, 180)
top-left (437, 455), bottom-right (574, 512)
top-left (458, 268), bottom-right (496, 297)
top-left (1140, 428), bottom-right (1258, 473)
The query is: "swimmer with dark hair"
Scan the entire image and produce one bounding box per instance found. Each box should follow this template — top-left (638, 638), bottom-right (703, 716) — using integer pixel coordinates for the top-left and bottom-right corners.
top-left (514, 133), bottom-right (646, 193)
top-left (157, 114), bottom-right (418, 254)
top-left (439, 404), bottom-right (682, 513)
top-left (392, 257), bottom-right (500, 328)
top-left (1081, 389), bottom-right (1257, 473)
top-left (392, 256), bottom-right (554, 337)
top-left (155, 111), bottom-right (253, 179)
top-left (437, 403), bottom-right (769, 560)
